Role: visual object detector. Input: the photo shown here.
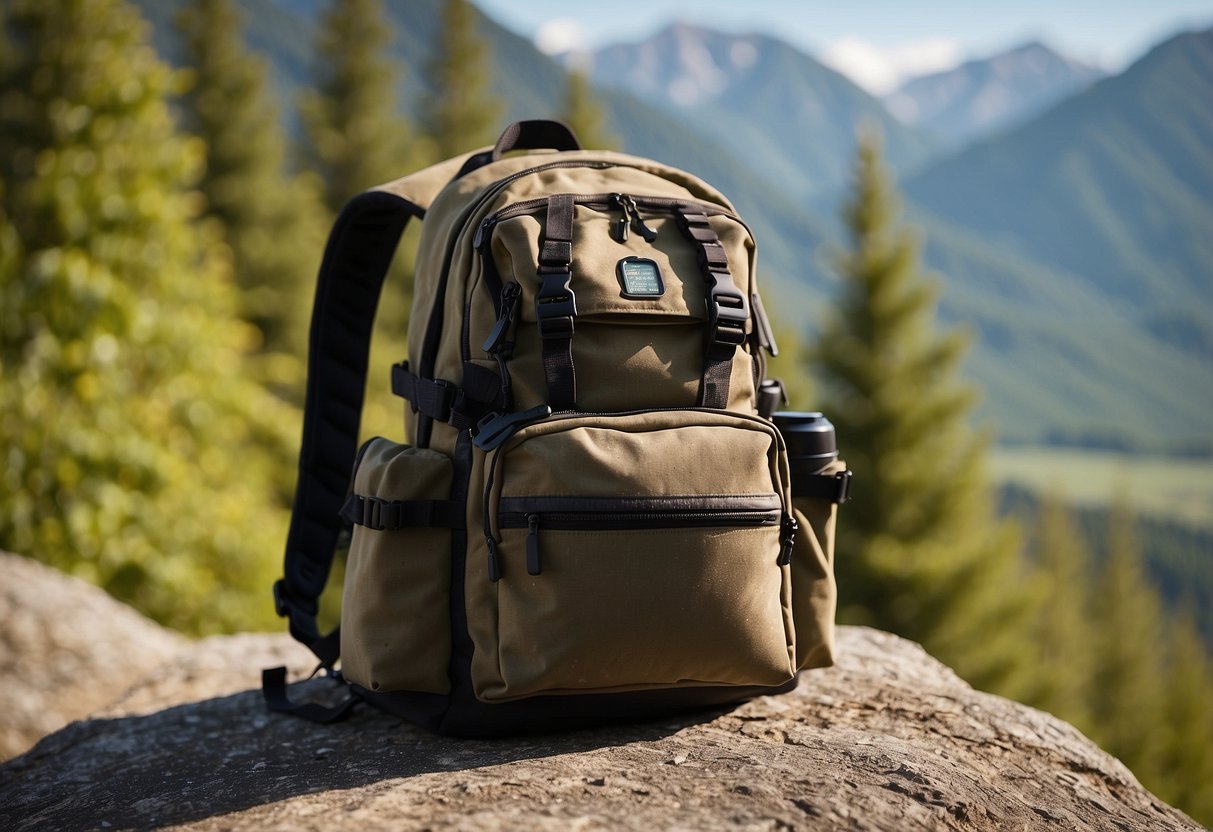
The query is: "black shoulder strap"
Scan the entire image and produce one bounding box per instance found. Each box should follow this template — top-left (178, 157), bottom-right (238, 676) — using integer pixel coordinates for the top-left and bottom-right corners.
top-left (274, 190), bottom-right (422, 665)
top-left (273, 150), bottom-right (482, 665)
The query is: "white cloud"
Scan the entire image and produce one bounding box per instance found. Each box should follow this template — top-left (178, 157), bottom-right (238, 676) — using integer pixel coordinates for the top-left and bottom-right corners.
top-left (534, 18), bottom-right (589, 55)
top-left (820, 37), bottom-right (964, 95)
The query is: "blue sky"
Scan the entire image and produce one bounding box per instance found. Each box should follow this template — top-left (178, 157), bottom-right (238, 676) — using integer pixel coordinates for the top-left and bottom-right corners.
top-left (471, 0), bottom-right (1213, 92)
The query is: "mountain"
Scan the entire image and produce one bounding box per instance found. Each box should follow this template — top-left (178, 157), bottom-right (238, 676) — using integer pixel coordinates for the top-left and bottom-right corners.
top-left (566, 23), bottom-right (939, 199)
top-left (905, 29), bottom-right (1213, 362)
top-left (128, 0), bottom-right (1211, 450)
top-left (885, 41), bottom-right (1105, 147)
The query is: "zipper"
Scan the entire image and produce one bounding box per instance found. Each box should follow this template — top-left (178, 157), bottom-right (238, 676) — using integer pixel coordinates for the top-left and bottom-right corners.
top-left (479, 406), bottom-right (788, 581)
top-left (475, 193), bottom-right (744, 259)
top-left (500, 505), bottom-right (785, 576)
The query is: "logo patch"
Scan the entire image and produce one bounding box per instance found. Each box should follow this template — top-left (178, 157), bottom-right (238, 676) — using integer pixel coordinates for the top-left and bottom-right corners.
top-left (617, 257), bottom-right (665, 299)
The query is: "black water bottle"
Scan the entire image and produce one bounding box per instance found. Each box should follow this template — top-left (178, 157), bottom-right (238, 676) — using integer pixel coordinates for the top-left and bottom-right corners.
top-left (773, 412), bottom-right (838, 494)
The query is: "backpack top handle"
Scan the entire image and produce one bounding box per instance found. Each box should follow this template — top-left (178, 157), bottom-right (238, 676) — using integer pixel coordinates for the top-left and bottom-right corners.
top-left (491, 119), bottom-right (582, 162)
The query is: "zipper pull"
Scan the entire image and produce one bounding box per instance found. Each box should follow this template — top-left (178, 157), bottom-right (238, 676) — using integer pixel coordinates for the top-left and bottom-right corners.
top-left (473, 403), bottom-right (553, 451)
top-left (526, 514), bottom-right (542, 575)
top-left (486, 536), bottom-right (502, 582)
top-left (473, 216), bottom-right (498, 250)
top-left (623, 195), bottom-right (659, 243)
top-left (778, 513), bottom-right (799, 566)
top-left (611, 193), bottom-right (629, 242)
top-left (482, 281), bottom-right (522, 355)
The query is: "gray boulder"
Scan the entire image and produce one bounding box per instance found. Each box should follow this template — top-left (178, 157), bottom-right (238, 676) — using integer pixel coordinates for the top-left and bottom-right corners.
top-left (0, 554), bottom-right (1201, 831)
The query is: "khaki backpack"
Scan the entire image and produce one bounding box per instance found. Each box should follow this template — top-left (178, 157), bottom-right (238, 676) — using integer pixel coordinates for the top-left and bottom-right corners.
top-left (265, 121), bottom-right (851, 735)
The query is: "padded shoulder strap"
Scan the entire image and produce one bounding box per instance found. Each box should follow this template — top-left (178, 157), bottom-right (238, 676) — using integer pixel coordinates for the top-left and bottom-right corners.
top-left (275, 151), bottom-right (479, 664)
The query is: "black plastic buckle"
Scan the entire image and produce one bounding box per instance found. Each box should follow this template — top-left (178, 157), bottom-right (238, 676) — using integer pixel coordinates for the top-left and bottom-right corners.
top-left (833, 469), bottom-right (854, 505)
top-left (707, 272), bottom-right (749, 347)
top-left (357, 495), bottom-right (401, 531)
top-left (535, 269), bottom-right (577, 340)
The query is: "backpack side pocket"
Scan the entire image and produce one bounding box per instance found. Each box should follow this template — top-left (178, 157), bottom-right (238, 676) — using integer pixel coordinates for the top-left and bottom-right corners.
top-left (341, 438), bottom-right (455, 694)
top-left (790, 458), bottom-right (846, 670)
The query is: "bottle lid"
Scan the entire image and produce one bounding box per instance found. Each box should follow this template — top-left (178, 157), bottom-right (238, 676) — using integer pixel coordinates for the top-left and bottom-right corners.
top-left (772, 411), bottom-right (837, 460)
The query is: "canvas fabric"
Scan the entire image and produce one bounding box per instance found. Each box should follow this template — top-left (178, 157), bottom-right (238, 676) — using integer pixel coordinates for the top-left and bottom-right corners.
top-left (270, 121), bottom-right (848, 735)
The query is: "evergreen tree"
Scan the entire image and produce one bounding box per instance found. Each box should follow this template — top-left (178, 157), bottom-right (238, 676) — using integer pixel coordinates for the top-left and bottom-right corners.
top-left (1155, 606), bottom-right (1213, 825)
top-left (299, 0), bottom-right (413, 216)
top-left (175, 0), bottom-right (323, 359)
top-left (1086, 504), bottom-right (1168, 792)
top-left (761, 315), bottom-right (815, 410)
top-left (1021, 497), bottom-right (1096, 731)
top-left (560, 68), bottom-right (617, 151)
top-left (0, 0), bottom-right (295, 633)
top-left (421, 0), bottom-right (499, 157)
top-left (810, 133), bottom-right (1033, 696)
top-left (299, 0), bottom-right (419, 442)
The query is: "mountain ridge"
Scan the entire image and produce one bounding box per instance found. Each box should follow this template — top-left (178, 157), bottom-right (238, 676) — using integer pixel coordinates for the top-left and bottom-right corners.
top-left (885, 40), bottom-right (1106, 146)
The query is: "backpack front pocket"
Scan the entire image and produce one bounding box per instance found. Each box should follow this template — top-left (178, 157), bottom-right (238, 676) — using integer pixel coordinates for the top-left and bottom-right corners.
top-left (465, 410), bottom-right (797, 702)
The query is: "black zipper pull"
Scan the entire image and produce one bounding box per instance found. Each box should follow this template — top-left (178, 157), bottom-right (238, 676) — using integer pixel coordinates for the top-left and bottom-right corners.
top-left (473, 403), bottom-right (553, 451)
top-left (482, 281), bottom-right (522, 355)
top-left (526, 514), bottom-right (542, 575)
top-left (611, 193), bottom-right (629, 242)
top-left (623, 195), bottom-right (659, 243)
top-left (473, 216), bottom-right (498, 250)
top-left (779, 513), bottom-right (799, 566)
top-left (486, 536), bottom-right (502, 582)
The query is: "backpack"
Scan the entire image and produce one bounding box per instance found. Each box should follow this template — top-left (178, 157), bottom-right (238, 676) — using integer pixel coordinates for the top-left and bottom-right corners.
top-left (264, 120), bottom-right (851, 736)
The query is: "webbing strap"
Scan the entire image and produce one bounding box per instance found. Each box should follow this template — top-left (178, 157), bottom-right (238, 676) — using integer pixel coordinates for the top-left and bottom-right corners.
top-left (390, 360), bottom-right (504, 431)
top-left (675, 210), bottom-right (748, 409)
top-left (340, 493), bottom-right (466, 531)
top-left (536, 194), bottom-right (577, 410)
top-left (276, 190), bottom-right (422, 663)
top-left (261, 666), bottom-right (361, 723)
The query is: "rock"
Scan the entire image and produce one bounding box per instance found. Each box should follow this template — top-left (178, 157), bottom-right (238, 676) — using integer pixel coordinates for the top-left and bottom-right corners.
top-left (0, 555), bottom-right (1202, 831)
top-left (0, 551), bottom-right (185, 760)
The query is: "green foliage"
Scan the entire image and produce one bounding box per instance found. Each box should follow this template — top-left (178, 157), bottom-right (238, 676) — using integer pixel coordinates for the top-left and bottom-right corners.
top-left (1021, 496), bottom-right (1096, 729)
top-left (761, 314), bottom-right (815, 411)
top-left (298, 0), bottom-right (419, 444)
top-left (421, 0), bottom-right (499, 157)
top-left (1155, 606), bottom-right (1213, 822)
top-left (1087, 504), bottom-right (1169, 782)
top-left (811, 134), bottom-right (1035, 697)
top-left (0, 0), bottom-right (293, 634)
top-left (175, 0), bottom-right (324, 361)
top-left (1018, 497), bottom-right (1213, 826)
top-left (560, 69), bottom-right (618, 151)
top-left (299, 0), bottom-right (414, 216)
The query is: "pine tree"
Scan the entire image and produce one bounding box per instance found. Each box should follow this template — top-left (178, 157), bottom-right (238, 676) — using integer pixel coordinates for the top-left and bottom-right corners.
top-left (421, 0), bottom-right (499, 158)
top-left (299, 0), bottom-right (420, 441)
top-left (560, 68), bottom-right (617, 151)
top-left (0, 0), bottom-right (295, 633)
top-left (299, 0), bottom-right (413, 216)
top-left (175, 0), bottom-right (323, 359)
top-left (1022, 496), bottom-right (1096, 730)
top-left (1155, 606), bottom-right (1213, 825)
top-left (1086, 504), bottom-right (1168, 793)
top-left (810, 133), bottom-right (1033, 696)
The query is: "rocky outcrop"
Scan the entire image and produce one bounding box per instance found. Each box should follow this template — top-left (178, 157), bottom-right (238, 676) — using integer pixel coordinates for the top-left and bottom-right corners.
top-left (0, 551), bottom-right (185, 760)
top-left (0, 554), bottom-right (1202, 831)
